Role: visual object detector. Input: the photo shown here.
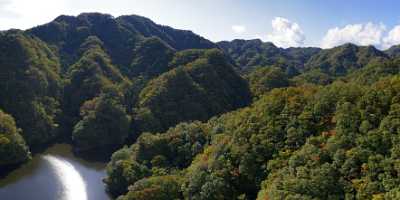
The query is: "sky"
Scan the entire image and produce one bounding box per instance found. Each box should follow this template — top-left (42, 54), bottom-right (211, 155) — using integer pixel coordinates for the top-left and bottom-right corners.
top-left (1, 0), bottom-right (400, 49)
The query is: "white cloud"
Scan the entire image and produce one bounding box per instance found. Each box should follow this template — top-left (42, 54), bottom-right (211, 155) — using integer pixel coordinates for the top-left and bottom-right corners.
top-left (321, 23), bottom-right (386, 49)
top-left (265, 17), bottom-right (305, 48)
top-left (383, 25), bottom-right (400, 49)
top-left (232, 25), bottom-right (246, 34)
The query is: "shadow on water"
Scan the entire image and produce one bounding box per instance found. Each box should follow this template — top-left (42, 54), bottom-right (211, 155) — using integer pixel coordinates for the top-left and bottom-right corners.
top-left (0, 156), bottom-right (43, 187)
top-left (0, 143), bottom-right (112, 200)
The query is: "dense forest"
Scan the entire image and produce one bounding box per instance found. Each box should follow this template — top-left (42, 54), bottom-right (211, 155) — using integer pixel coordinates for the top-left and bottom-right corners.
top-left (2, 12), bottom-right (400, 199)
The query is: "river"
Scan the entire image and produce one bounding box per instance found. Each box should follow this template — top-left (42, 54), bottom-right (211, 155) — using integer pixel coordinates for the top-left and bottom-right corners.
top-left (0, 144), bottom-right (111, 200)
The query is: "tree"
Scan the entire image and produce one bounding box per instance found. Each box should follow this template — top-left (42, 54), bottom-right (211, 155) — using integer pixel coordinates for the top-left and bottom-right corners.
top-left (72, 87), bottom-right (131, 153)
top-left (0, 109), bottom-right (30, 166)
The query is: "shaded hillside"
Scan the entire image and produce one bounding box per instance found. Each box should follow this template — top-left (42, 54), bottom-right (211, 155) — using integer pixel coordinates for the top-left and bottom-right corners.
top-left (385, 44), bottom-right (400, 58)
top-left (29, 13), bottom-right (215, 71)
top-left (117, 15), bottom-right (216, 50)
top-left (133, 49), bottom-right (251, 134)
top-left (0, 30), bottom-right (63, 148)
top-left (63, 35), bottom-right (130, 131)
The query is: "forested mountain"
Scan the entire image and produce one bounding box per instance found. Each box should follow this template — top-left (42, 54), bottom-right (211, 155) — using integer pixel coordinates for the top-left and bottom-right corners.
top-left (217, 39), bottom-right (321, 73)
top-left (133, 49), bottom-right (251, 135)
top-left (385, 45), bottom-right (400, 58)
top-left (0, 13), bottom-right (249, 163)
top-left (304, 43), bottom-right (389, 76)
top-left (2, 12), bottom-right (400, 200)
top-left (29, 13), bottom-right (215, 70)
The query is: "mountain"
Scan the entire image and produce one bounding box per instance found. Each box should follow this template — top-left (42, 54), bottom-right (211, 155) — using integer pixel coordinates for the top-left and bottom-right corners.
top-left (128, 37), bottom-right (176, 78)
top-left (63, 35), bottom-right (130, 133)
top-left (0, 13), bottom-right (250, 159)
top-left (116, 15), bottom-right (216, 50)
top-left (133, 49), bottom-right (251, 135)
top-left (29, 13), bottom-right (216, 70)
top-left (385, 44), bottom-right (400, 58)
top-left (305, 43), bottom-right (389, 76)
top-left (217, 39), bottom-right (321, 72)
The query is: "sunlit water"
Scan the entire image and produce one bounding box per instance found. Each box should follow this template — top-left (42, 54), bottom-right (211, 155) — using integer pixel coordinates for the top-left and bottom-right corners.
top-left (43, 155), bottom-right (88, 200)
top-left (0, 144), bottom-right (111, 200)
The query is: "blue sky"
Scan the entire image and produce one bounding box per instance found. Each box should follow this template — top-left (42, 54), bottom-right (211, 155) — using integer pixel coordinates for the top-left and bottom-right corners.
top-left (1, 0), bottom-right (400, 49)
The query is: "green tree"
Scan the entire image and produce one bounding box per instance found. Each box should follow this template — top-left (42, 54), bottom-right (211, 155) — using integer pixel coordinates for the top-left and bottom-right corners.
top-left (72, 87), bottom-right (131, 153)
top-left (0, 110), bottom-right (30, 166)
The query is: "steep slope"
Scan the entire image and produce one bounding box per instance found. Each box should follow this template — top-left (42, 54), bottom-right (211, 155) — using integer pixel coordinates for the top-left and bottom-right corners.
top-left (29, 13), bottom-right (138, 69)
top-left (128, 37), bottom-right (176, 78)
top-left (133, 49), bottom-right (251, 134)
top-left (0, 30), bottom-right (63, 147)
top-left (117, 15), bottom-right (216, 50)
top-left (63, 36), bottom-right (130, 133)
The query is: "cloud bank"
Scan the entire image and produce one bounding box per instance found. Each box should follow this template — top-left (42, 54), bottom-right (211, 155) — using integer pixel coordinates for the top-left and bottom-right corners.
top-left (265, 17), bottom-right (305, 48)
top-left (321, 23), bottom-right (386, 49)
top-left (260, 17), bottom-right (400, 49)
top-left (383, 25), bottom-right (400, 49)
top-left (321, 22), bottom-right (400, 49)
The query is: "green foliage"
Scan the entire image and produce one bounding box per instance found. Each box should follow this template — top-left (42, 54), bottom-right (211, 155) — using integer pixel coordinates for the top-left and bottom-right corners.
top-left (72, 87), bottom-right (131, 153)
top-left (292, 69), bottom-right (335, 85)
top-left (64, 36), bottom-right (129, 130)
top-left (117, 175), bottom-right (183, 200)
top-left (105, 155), bottom-right (151, 197)
top-left (105, 122), bottom-right (210, 197)
top-left (117, 15), bottom-right (216, 51)
top-left (218, 39), bottom-right (320, 72)
top-left (129, 37), bottom-right (175, 78)
top-left (0, 30), bottom-right (62, 147)
top-left (109, 74), bottom-right (400, 199)
top-left (305, 43), bottom-right (388, 76)
top-left (29, 13), bottom-right (215, 69)
top-left (346, 57), bottom-right (400, 84)
top-left (0, 109), bottom-right (30, 166)
top-left (246, 66), bottom-right (289, 97)
top-left (255, 76), bottom-right (400, 199)
top-left (134, 49), bottom-right (251, 133)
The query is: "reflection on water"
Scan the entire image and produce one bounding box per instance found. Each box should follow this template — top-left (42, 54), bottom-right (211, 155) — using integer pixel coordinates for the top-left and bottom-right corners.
top-left (43, 155), bottom-right (87, 200)
top-left (0, 144), bottom-right (111, 200)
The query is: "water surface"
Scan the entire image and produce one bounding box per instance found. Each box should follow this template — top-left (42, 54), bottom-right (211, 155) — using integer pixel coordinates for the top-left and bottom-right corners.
top-left (0, 144), bottom-right (111, 200)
